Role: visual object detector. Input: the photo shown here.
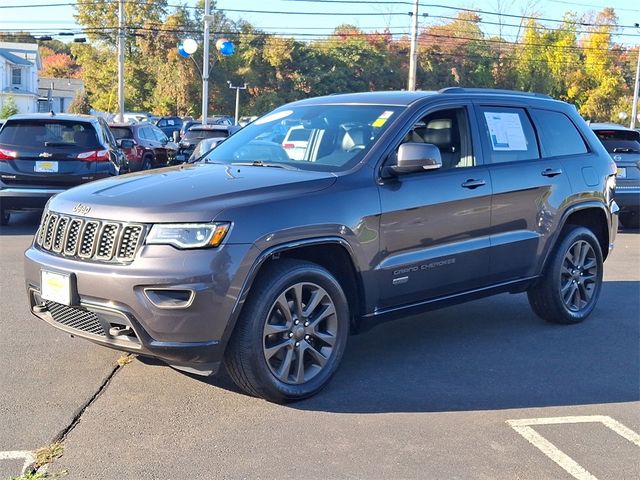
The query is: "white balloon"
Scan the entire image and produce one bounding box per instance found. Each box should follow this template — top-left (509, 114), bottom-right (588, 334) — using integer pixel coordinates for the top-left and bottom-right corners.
top-left (183, 38), bottom-right (198, 55)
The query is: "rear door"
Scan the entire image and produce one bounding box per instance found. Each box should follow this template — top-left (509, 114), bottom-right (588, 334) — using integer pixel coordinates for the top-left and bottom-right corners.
top-left (474, 103), bottom-right (573, 282)
top-left (0, 119), bottom-right (100, 188)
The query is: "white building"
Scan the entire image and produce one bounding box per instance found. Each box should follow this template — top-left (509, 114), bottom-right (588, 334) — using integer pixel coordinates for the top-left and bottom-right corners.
top-left (0, 42), bottom-right (41, 114)
top-left (38, 77), bottom-right (85, 113)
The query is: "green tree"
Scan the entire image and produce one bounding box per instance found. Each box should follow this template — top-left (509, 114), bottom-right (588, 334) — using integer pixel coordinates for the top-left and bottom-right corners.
top-left (0, 96), bottom-right (19, 118)
top-left (67, 91), bottom-right (92, 115)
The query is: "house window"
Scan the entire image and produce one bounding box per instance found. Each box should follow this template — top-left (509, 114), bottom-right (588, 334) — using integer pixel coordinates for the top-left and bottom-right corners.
top-left (11, 68), bottom-right (22, 86)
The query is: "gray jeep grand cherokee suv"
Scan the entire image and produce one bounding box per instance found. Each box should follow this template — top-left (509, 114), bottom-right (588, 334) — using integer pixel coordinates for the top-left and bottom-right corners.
top-left (24, 89), bottom-right (618, 402)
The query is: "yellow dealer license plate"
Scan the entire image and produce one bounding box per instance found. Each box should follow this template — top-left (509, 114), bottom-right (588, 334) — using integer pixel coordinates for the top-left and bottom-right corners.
top-left (616, 167), bottom-right (626, 178)
top-left (41, 270), bottom-right (71, 305)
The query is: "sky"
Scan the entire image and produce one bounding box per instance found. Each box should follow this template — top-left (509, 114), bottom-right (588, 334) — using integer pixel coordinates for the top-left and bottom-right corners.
top-left (1, 0), bottom-right (639, 45)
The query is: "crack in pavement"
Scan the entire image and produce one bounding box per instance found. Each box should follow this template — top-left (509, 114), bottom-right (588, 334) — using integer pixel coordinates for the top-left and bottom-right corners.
top-left (54, 362), bottom-right (123, 444)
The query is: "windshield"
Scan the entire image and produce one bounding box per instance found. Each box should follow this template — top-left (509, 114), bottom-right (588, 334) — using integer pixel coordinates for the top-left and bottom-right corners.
top-left (201, 104), bottom-right (403, 171)
top-left (594, 129), bottom-right (640, 154)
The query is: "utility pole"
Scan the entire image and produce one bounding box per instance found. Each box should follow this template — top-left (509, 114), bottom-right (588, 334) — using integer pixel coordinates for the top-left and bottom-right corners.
top-left (631, 42), bottom-right (640, 129)
top-left (117, 0), bottom-right (125, 122)
top-left (228, 82), bottom-right (247, 125)
top-left (202, 0), bottom-right (211, 125)
top-left (407, 0), bottom-right (419, 91)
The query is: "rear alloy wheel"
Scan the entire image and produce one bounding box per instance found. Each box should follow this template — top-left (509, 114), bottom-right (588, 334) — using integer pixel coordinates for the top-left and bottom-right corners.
top-left (225, 259), bottom-right (349, 402)
top-left (528, 226), bottom-right (603, 324)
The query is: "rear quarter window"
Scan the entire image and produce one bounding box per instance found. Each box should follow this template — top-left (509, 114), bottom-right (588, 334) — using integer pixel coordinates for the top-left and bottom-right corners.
top-left (530, 109), bottom-right (587, 157)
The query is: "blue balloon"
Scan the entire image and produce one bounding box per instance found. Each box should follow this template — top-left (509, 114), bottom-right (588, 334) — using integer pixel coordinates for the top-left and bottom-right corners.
top-left (177, 44), bottom-right (190, 58)
top-left (219, 41), bottom-right (235, 57)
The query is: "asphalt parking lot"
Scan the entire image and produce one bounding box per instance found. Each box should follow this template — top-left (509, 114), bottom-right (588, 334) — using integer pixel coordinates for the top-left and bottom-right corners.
top-left (1, 212), bottom-right (638, 479)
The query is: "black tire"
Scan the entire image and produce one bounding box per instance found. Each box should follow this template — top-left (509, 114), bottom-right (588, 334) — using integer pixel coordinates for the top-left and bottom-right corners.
top-left (141, 154), bottom-right (153, 170)
top-left (527, 226), bottom-right (603, 324)
top-left (620, 212), bottom-right (639, 230)
top-left (225, 259), bottom-right (349, 403)
top-left (0, 207), bottom-right (9, 226)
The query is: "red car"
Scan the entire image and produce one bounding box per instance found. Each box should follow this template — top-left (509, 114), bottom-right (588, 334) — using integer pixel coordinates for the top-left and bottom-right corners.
top-left (109, 123), bottom-right (178, 171)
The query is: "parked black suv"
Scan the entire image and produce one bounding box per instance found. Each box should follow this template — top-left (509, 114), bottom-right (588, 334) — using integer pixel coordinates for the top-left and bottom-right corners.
top-left (24, 89), bottom-right (618, 402)
top-left (0, 113), bottom-right (126, 225)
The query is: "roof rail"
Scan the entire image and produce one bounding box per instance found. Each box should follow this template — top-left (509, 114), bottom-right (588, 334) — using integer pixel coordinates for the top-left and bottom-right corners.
top-left (438, 87), bottom-right (552, 99)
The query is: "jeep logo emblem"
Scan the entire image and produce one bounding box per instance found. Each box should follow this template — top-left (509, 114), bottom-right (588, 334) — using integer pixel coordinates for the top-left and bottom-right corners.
top-left (73, 204), bottom-right (91, 215)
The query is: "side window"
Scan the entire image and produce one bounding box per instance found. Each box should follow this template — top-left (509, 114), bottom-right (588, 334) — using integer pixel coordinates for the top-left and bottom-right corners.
top-left (400, 107), bottom-right (475, 169)
top-left (478, 107), bottom-right (539, 163)
top-left (157, 119), bottom-right (166, 127)
top-left (530, 109), bottom-right (587, 157)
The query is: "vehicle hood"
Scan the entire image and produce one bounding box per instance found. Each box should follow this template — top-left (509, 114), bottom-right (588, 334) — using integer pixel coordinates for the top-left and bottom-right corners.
top-left (47, 163), bottom-right (337, 223)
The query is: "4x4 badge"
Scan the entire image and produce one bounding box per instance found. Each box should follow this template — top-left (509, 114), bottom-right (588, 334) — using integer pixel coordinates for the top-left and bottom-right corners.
top-left (72, 204), bottom-right (91, 215)
top-left (38, 152), bottom-right (52, 158)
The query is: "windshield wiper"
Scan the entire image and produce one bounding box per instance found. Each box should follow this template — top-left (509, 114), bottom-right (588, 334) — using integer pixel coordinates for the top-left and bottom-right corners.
top-left (230, 161), bottom-right (298, 170)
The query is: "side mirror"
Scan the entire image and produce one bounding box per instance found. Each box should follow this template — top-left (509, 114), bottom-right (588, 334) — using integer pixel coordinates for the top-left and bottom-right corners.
top-left (119, 139), bottom-right (135, 149)
top-left (172, 131), bottom-right (180, 142)
top-left (387, 143), bottom-right (442, 175)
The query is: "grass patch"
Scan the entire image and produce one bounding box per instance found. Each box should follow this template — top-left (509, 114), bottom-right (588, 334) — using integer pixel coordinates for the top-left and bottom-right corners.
top-left (117, 353), bottom-right (135, 366)
top-left (8, 469), bottom-right (67, 480)
top-left (34, 442), bottom-right (63, 468)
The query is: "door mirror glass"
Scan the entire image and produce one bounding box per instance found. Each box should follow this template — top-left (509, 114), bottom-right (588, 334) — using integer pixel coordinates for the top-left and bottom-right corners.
top-left (119, 139), bottom-right (135, 149)
top-left (388, 143), bottom-right (442, 175)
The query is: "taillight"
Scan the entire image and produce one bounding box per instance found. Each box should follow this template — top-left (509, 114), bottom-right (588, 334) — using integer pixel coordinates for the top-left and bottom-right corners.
top-left (135, 146), bottom-right (145, 158)
top-left (77, 150), bottom-right (110, 162)
top-left (283, 143), bottom-right (295, 149)
top-left (0, 148), bottom-right (17, 160)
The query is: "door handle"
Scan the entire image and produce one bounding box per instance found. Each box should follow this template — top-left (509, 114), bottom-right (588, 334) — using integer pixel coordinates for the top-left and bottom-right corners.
top-left (541, 168), bottom-right (563, 177)
top-left (461, 179), bottom-right (486, 189)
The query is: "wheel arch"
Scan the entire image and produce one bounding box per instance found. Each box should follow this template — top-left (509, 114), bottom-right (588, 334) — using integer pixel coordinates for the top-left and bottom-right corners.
top-left (542, 202), bottom-right (611, 273)
top-left (222, 237), bottom-right (365, 349)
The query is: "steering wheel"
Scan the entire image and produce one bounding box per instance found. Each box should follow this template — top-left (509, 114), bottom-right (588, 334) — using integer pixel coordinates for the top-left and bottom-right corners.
top-left (347, 145), bottom-right (366, 153)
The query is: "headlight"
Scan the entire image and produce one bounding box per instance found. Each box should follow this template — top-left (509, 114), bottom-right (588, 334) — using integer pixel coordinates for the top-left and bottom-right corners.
top-left (146, 223), bottom-right (230, 249)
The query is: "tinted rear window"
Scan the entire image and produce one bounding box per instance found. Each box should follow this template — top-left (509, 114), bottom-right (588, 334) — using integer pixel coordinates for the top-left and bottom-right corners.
top-left (185, 129), bottom-right (228, 141)
top-left (0, 120), bottom-right (100, 149)
top-left (109, 127), bottom-right (133, 140)
top-left (593, 129), bottom-right (640, 153)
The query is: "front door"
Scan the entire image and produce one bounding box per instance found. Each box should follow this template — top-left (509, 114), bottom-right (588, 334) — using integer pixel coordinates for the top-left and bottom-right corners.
top-left (376, 104), bottom-right (492, 309)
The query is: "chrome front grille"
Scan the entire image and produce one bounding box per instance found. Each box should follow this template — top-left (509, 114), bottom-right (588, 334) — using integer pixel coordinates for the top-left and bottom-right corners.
top-left (36, 211), bottom-right (145, 263)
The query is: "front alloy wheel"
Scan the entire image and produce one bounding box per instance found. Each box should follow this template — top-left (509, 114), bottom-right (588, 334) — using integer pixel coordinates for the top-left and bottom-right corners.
top-left (225, 259), bottom-right (349, 402)
top-left (263, 282), bottom-right (338, 384)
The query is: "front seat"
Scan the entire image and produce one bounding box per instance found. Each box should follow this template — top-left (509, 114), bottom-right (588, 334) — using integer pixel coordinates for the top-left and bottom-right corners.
top-left (341, 127), bottom-right (370, 152)
top-left (417, 119), bottom-right (460, 169)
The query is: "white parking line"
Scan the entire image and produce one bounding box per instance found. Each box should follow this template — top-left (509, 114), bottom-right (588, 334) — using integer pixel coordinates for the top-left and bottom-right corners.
top-left (507, 415), bottom-right (640, 480)
top-left (0, 450), bottom-right (35, 475)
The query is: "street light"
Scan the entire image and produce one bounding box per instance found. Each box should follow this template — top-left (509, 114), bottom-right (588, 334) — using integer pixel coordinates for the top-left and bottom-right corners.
top-left (227, 81), bottom-right (247, 125)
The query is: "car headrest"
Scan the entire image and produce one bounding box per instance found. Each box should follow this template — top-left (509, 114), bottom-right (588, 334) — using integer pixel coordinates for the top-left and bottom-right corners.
top-left (341, 127), bottom-right (369, 151)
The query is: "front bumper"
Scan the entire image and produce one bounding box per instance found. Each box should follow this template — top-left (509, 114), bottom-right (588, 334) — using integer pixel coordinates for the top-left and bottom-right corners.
top-left (24, 242), bottom-right (258, 373)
